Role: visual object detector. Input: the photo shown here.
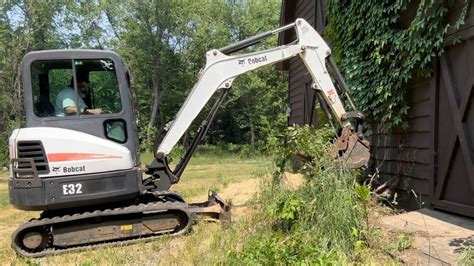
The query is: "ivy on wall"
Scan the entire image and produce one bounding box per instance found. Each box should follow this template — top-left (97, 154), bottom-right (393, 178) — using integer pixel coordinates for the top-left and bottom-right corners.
top-left (326, 0), bottom-right (468, 132)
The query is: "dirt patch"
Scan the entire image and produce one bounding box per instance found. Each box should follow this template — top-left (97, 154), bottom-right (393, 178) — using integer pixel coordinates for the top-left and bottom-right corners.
top-left (282, 173), bottom-right (305, 190)
top-left (218, 178), bottom-right (260, 219)
top-left (190, 173), bottom-right (304, 220)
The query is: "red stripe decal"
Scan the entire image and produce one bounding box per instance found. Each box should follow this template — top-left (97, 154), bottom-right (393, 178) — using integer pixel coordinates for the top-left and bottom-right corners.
top-left (48, 153), bottom-right (122, 162)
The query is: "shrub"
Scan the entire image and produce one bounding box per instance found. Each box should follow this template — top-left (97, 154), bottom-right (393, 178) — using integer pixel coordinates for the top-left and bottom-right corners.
top-left (228, 125), bottom-right (368, 263)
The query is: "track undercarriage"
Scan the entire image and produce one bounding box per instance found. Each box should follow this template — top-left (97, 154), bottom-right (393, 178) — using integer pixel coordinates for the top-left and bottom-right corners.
top-left (12, 191), bottom-right (229, 257)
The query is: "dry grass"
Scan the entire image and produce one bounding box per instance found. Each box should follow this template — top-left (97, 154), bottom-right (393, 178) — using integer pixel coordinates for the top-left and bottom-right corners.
top-left (0, 154), bottom-right (272, 264)
top-left (0, 152), bottom-right (405, 265)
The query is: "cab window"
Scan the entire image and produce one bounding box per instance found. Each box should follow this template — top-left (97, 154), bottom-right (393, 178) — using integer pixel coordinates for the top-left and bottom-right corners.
top-left (75, 59), bottom-right (122, 115)
top-left (31, 60), bottom-right (73, 117)
top-left (30, 58), bottom-right (122, 117)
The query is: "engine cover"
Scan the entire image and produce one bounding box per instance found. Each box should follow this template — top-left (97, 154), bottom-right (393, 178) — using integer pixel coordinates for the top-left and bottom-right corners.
top-left (8, 127), bottom-right (140, 211)
top-left (10, 127), bottom-right (134, 177)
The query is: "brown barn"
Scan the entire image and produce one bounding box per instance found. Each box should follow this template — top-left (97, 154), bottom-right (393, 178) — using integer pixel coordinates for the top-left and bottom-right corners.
top-left (279, 0), bottom-right (474, 218)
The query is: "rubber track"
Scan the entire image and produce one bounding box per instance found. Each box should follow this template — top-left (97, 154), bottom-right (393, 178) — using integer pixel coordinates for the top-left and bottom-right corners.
top-left (12, 199), bottom-right (193, 258)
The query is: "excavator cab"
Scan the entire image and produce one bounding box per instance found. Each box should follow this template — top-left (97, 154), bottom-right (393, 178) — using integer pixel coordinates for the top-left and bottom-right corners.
top-left (23, 50), bottom-right (140, 163)
top-left (10, 50), bottom-right (142, 212)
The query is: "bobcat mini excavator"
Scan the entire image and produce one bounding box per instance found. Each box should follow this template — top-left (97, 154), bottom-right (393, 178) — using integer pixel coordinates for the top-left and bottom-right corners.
top-left (8, 19), bottom-right (370, 257)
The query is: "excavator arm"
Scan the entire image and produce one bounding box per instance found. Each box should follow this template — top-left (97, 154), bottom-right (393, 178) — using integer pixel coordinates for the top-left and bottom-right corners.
top-left (144, 18), bottom-right (370, 191)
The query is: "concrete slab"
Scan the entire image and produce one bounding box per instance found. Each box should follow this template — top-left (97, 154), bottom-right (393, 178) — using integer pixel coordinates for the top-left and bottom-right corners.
top-left (382, 208), bottom-right (474, 265)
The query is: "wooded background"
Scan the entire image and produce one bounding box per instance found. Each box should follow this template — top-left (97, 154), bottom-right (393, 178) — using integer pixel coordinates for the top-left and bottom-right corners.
top-left (0, 0), bottom-right (288, 165)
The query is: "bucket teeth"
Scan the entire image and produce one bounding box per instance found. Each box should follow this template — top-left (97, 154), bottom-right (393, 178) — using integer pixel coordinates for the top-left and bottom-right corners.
top-left (331, 125), bottom-right (370, 169)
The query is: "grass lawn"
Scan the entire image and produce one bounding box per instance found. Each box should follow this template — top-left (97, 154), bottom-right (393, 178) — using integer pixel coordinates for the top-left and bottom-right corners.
top-left (0, 151), bottom-right (272, 264)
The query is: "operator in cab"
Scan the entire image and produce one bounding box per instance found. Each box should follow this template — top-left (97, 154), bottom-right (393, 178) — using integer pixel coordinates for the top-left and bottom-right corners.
top-left (55, 75), bottom-right (103, 116)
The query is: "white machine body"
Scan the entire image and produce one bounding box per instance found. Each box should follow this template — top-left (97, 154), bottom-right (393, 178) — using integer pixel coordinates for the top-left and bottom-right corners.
top-left (9, 127), bottom-right (134, 177)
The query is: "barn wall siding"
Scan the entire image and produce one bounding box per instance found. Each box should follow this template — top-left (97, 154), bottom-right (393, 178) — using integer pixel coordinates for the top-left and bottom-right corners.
top-left (280, 0), bottom-right (474, 216)
top-left (373, 0), bottom-right (474, 215)
top-left (370, 78), bottom-right (434, 208)
top-left (287, 0), bottom-right (320, 126)
top-left (432, 8), bottom-right (474, 216)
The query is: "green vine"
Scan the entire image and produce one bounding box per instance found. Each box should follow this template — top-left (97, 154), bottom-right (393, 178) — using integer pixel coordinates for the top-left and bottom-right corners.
top-left (326, 0), bottom-right (468, 132)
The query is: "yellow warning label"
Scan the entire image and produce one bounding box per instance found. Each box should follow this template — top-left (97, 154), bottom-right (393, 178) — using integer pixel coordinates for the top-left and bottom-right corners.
top-left (120, 225), bottom-right (133, 231)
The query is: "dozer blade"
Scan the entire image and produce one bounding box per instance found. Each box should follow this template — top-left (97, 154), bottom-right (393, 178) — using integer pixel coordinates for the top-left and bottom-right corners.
top-left (331, 125), bottom-right (370, 169)
top-left (188, 190), bottom-right (231, 224)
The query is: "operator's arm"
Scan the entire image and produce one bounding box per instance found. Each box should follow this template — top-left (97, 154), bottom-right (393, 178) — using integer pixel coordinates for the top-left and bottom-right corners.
top-left (64, 106), bottom-right (78, 115)
top-left (64, 106), bottom-right (103, 115)
top-left (59, 88), bottom-right (103, 115)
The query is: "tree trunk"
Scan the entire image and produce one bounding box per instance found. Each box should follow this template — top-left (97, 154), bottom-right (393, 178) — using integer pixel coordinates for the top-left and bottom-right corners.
top-left (249, 118), bottom-right (256, 148)
top-left (245, 99), bottom-right (256, 148)
top-left (13, 55), bottom-right (23, 119)
top-left (147, 74), bottom-right (161, 143)
top-left (0, 112), bottom-right (3, 131)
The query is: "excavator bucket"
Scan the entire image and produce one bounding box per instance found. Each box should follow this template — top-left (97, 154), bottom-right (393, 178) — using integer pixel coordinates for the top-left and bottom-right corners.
top-left (188, 190), bottom-right (231, 225)
top-left (332, 125), bottom-right (370, 169)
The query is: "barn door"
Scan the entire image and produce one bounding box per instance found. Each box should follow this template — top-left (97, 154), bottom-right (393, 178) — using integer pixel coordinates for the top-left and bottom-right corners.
top-left (433, 41), bottom-right (474, 217)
